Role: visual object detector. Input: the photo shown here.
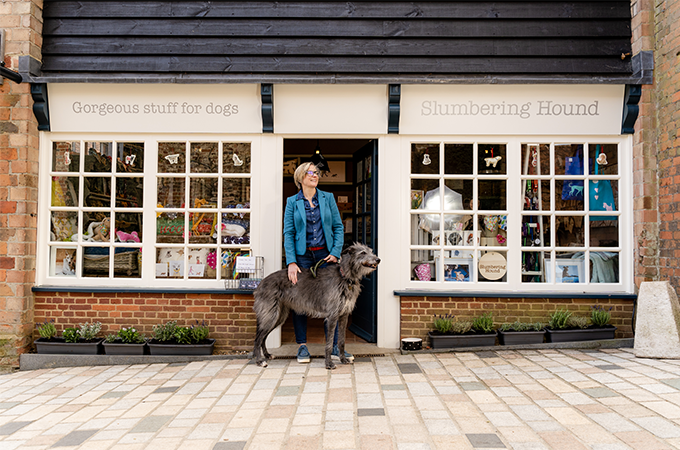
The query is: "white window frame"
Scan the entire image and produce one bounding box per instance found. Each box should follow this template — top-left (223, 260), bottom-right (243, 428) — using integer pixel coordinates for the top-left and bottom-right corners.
top-left (37, 133), bottom-right (262, 289)
top-left (402, 135), bottom-right (634, 294)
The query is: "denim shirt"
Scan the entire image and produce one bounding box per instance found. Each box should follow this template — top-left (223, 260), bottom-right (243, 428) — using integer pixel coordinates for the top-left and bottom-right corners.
top-left (297, 190), bottom-right (327, 250)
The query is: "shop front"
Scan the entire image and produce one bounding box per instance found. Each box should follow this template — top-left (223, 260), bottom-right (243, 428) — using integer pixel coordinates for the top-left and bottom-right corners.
top-left (33, 82), bottom-right (636, 351)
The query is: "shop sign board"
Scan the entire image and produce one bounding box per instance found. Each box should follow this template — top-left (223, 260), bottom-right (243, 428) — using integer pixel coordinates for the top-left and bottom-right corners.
top-left (48, 84), bottom-right (261, 133)
top-left (401, 85), bottom-right (624, 135)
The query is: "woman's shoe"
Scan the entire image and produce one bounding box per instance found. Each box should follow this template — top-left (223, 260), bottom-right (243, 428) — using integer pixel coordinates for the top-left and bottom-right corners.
top-left (297, 345), bottom-right (311, 363)
top-left (331, 346), bottom-right (354, 362)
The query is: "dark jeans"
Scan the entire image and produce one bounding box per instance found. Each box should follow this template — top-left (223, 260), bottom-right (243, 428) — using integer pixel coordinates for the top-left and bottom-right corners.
top-left (292, 247), bottom-right (340, 346)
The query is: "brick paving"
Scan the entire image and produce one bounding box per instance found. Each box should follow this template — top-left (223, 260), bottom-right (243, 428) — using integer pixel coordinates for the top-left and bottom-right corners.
top-left (2, 348), bottom-right (680, 449)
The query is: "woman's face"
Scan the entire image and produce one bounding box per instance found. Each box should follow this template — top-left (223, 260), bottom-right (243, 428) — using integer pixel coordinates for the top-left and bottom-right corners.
top-left (301, 164), bottom-right (320, 189)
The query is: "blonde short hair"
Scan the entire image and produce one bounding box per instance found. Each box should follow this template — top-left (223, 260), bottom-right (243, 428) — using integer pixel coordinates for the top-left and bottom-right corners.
top-left (293, 162), bottom-right (316, 189)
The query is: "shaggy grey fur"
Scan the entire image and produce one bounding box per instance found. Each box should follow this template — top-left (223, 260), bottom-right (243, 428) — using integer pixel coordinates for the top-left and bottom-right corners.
top-left (252, 242), bottom-right (380, 369)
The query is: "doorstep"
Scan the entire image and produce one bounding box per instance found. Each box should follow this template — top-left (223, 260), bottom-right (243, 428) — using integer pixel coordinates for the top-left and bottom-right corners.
top-left (402, 338), bottom-right (635, 354)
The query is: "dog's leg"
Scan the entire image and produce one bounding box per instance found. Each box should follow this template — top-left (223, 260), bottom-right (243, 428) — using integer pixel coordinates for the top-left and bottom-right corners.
top-left (253, 300), bottom-right (284, 367)
top-left (324, 317), bottom-right (338, 370)
top-left (337, 314), bottom-right (351, 365)
top-left (262, 306), bottom-right (290, 361)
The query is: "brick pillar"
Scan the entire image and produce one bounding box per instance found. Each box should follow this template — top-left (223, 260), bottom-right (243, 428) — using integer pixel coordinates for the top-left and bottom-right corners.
top-left (0, 0), bottom-right (42, 367)
top-left (631, 0), bottom-right (659, 287)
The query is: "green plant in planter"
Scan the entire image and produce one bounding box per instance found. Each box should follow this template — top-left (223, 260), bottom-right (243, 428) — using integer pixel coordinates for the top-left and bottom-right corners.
top-left (451, 320), bottom-right (473, 334)
top-left (63, 327), bottom-right (80, 343)
top-left (190, 321), bottom-right (210, 343)
top-left (591, 305), bottom-right (613, 327)
top-left (36, 319), bottom-right (57, 340)
top-left (78, 322), bottom-right (102, 341)
top-left (106, 327), bottom-right (146, 344)
top-left (499, 321), bottom-right (544, 332)
top-left (472, 312), bottom-right (495, 334)
top-left (173, 327), bottom-right (193, 344)
top-left (568, 316), bottom-right (590, 329)
top-left (432, 314), bottom-right (455, 334)
top-left (548, 309), bottom-right (573, 329)
top-left (153, 321), bottom-right (179, 342)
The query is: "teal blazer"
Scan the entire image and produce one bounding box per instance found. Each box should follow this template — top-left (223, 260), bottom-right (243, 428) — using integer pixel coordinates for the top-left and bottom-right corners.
top-left (283, 189), bottom-right (344, 266)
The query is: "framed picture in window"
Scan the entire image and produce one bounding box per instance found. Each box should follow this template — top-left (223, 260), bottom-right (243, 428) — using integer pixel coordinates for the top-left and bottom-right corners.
top-left (546, 258), bottom-right (584, 283)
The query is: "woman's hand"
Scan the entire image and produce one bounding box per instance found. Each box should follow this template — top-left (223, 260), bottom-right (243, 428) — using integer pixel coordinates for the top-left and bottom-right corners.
top-left (324, 254), bottom-right (338, 264)
top-left (287, 263), bottom-right (301, 284)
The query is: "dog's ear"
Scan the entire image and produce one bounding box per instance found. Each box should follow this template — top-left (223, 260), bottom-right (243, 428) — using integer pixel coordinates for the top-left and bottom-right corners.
top-left (342, 244), bottom-right (357, 256)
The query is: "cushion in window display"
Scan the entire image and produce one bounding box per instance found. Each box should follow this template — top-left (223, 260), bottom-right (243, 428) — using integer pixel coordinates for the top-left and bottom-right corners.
top-left (158, 248), bottom-right (184, 263)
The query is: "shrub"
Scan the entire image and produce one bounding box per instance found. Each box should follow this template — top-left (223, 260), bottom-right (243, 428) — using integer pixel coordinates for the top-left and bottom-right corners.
top-left (591, 305), bottom-right (613, 327)
top-left (190, 321), bottom-right (210, 343)
top-left (432, 314), bottom-right (455, 334)
top-left (472, 312), bottom-right (494, 334)
top-left (548, 309), bottom-right (572, 329)
top-left (36, 320), bottom-right (57, 340)
top-left (119, 327), bottom-right (146, 344)
top-left (78, 322), bottom-right (102, 341)
top-left (63, 327), bottom-right (80, 343)
top-left (451, 320), bottom-right (473, 334)
top-left (499, 321), bottom-right (544, 332)
top-left (568, 316), bottom-right (590, 329)
top-left (153, 321), bottom-right (179, 342)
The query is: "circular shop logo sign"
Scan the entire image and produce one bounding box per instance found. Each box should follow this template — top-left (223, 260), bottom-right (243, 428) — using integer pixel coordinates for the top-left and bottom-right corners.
top-left (478, 251), bottom-right (507, 280)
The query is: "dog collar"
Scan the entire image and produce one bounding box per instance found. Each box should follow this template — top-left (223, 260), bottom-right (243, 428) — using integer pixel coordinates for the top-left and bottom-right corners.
top-left (340, 267), bottom-right (358, 287)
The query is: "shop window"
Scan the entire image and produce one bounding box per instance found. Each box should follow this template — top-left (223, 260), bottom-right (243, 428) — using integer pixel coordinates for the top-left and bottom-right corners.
top-left (47, 140), bottom-right (252, 286)
top-left (155, 142), bottom-right (251, 281)
top-left (409, 141), bottom-right (622, 288)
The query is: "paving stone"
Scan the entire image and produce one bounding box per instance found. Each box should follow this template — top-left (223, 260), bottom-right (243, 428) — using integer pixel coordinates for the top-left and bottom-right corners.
top-left (213, 441), bottom-right (247, 450)
top-left (460, 382), bottom-right (487, 391)
top-left (130, 415), bottom-right (172, 433)
top-left (153, 386), bottom-right (180, 394)
top-left (0, 420), bottom-right (33, 436)
top-left (466, 433), bottom-right (506, 448)
top-left (357, 408), bottom-right (385, 417)
top-left (51, 429), bottom-right (98, 447)
top-left (398, 363), bottom-right (422, 374)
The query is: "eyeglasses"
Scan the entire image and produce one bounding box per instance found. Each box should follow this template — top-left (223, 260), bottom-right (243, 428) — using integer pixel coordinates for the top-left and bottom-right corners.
top-left (306, 170), bottom-right (320, 177)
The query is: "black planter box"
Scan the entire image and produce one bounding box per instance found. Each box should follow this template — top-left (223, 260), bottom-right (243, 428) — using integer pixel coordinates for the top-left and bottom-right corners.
top-left (35, 338), bottom-right (104, 355)
top-left (545, 326), bottom-right (617, 343)
top-left (428, 331), bottom-right (497, 349)
top-left (103, 341), bottom-right (147, 355)
top-left (498, 330), bottom-right (546, 345)
top-left (147, 338), bottom-right (215, 355)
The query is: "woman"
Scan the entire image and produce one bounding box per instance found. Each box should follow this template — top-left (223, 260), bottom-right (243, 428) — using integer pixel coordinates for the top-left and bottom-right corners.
top-left (283, 162), bottom-right (353, 364)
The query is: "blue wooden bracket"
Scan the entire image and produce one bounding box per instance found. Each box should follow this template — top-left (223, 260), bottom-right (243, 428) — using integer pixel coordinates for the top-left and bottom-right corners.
top-left (31, 83), bottom-right (50, 131)
top-left (388, 84), bottom-right (400, 134)
top-left (261, 83), bottom-right (273, 133)
top-left (621, 84), bottom-right (641, 135)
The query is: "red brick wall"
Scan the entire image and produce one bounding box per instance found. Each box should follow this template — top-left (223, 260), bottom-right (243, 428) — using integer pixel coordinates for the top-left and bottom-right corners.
top-left (400, 297), bottom-right (635, 343)
top-left (33, 292), bottom-right (257, 352)
top-left (0, 0), bottom-right (43, 366)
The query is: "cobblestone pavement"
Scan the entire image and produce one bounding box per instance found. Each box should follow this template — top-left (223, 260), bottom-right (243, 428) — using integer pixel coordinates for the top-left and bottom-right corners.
top-left (2, 348), bottom-right (680, 449)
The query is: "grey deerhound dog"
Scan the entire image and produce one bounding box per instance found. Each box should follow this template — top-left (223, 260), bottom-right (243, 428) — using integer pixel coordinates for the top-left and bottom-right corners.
top-left (252, 243), bottom-right (380, 369)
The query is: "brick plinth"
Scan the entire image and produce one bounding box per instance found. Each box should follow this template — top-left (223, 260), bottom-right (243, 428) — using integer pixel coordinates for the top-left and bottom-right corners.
top-left (33, 292), bottom-right (257, 352)
top-left (400, 297), bottom-right (635, 343)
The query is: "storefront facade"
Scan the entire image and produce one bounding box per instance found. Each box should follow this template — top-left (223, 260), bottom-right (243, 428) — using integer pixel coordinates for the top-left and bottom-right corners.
top-left (3, 0), bottom-right (667, 364)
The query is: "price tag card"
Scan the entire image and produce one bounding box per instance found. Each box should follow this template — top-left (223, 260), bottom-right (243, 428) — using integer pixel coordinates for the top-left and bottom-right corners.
top-left (235, 256), bottom-right (256, 272)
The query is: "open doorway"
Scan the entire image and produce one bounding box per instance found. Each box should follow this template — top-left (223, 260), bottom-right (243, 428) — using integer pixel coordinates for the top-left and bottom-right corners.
top-left (281, 138), bottom-right (377, 344)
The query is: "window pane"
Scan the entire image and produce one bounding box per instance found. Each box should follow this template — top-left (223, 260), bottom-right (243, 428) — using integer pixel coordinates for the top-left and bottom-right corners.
top-left (522, 251), bottom-right (548, 283)
top-left (411, 144), bottom-right (439, 175)
top-left (555, 180), bottom-right (584, 211)
top-left (83, 213), bottom-right (111, 242)
top-left (84, 177), bottom-right (111, 207)
top-left (588, 143), bottom-right (618, 175)
top-left (187, 248), bottom-right (216, 279)
top-left (112, 248), bottom-right (141, 278)
top-left (590, 252), bottom-right (619, 283)
top-left (50, 211), bottom-right (78, 242)
top-left (478, 250), bottom-right (507, 282)
top-left (444, 180), bottom-right (472, 210)
top-left (158, 142), bottom-right (186, 173)
top-left (412, 250), bottom-right (436, 281)
top-left (51, 177), bottom-right (79, 207)
top-left (190, 142), bottom-right (218, 173)
top-left (115, 213), bottom-right (142, 243)
top-left (410, 214), bottom-right (428, 245)
top-left (115, 177), bottom-right (143, 208)
top-left (411, 179), bottom-right (438, 210)
top-left (157, 212), bottom-right (185, 244)
top-left (520, 144), bottom-right (549, 175)
top-left (157, 247), bottom-right (184, 279)
top-left (116, 142), bottom-right (144, 173)
top-left (52, 141), bottom-right (80, 172)
top-left (478, 144), bottom-right (506, 174)
top-left (158, 178), bottom-right (185, 209)
top-left (522, 215), bottom-right (550, 247)
top-left (479, 180), bottom-right (506, 210)
top-left (555, 144), bottom-right (583, 176)
top-left (219, 212), bottom-right (250, 245)
top-left (223, 143), bottom-right (251, 174)
top-left (189, 178), bottom-right (218, 208)
top-left (84, 142), bottom-right (113, 172)
top-left (522, 180), bottom-right (550, 211)
top-left (556, 216), bottom-right (584, 247)
top-left (189, 212), bottom-right (217, 245)
top-left (444, 258), bottom-right (473, 282)
top-left (550, 252), bottom-right (585, 284)
top-left (589, 179), bottom-right (618, 216)
top-left (480, 215), bottom-right (507, 247)
top-left (82, 247), bottom-right (110, 277)
top-left (222, 249), bottom-right (252, 287)
top-left (590, 219), bottom-right (618, 247)
top-left (444, 144), bottom-right (473, 174)
top-left (50, 247), bottom-right (77, 277)
top-left (222, 178), bottom-right (250, 207)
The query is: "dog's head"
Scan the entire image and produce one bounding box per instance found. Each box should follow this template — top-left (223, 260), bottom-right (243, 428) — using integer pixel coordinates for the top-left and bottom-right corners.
top-left (340, 243), bottom-right (380, 277)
